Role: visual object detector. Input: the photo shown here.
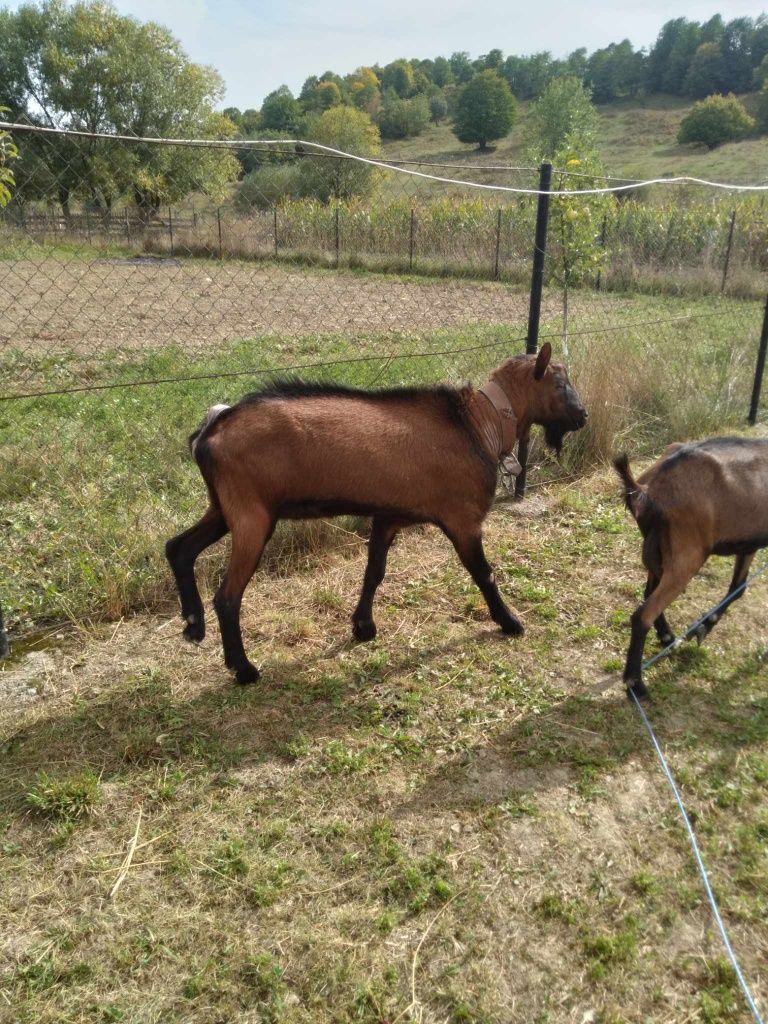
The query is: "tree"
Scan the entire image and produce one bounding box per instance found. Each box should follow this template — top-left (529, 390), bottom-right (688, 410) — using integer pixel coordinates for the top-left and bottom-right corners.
top-left (299, 106), bottom-right (380, 202)
top-left (449, 52), bottom-right (474, 84)
top-left (378, 92), bottom-right (430, 139)
top-left (549, 143), bottom-right (611, 357)
top-left (347, 67), bottom-right (380, 114)
top-left (677, 94), bottom-right (755, 149)
top-left (380, 60), bottom-right (414, 97)
top-left (752, 53), bottom-right (768, 90)
top-left (260, 86), bottom-right (302, 132)
top-left (587, 40), bottom-right (645, 102)
top-left (0, 0), bottom-right (239, 219)
top-left (431, 56), bottom-right (454, 87)
top-left (429, 92), bottom-right (448, 123)
top-left (526, 77), bottom-right (598, 160)
top-left (0, 115), bottom-right (17, 208)
top-left (756, 81), bottom-right (768, 133)
top-left (452, 71), bottom-right (516, 151)
top-left (683, 42), bottom-right (727, 97)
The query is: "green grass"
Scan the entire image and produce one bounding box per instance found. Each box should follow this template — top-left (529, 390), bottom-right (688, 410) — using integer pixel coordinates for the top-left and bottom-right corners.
top-left (0, 284), bottom-right (762, 633)
top-left (1, 476), bottom-right (766, 1022)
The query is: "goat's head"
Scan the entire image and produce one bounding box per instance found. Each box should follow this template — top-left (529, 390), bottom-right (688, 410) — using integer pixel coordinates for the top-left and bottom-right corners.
top-left (494, 343), bottom-right (588, 454)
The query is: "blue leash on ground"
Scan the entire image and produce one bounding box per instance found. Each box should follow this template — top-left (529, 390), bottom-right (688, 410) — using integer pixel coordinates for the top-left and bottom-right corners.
top-left (630, 560), bottom-right (768, 1024)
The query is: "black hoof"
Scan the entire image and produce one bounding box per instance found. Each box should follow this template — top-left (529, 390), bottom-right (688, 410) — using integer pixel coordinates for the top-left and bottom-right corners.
top-left (353, 619), bottom-right (377, 642)
top-left (183, 617), bottom-right (205, 643)
top-left (499, 617), bottom-right (525, 637)
top-left (233, 662), bottom-right (260, 685)
top-left (658, 632), bottom-right (675, 648)
top-left (626, 678), bottom-right (649, 700)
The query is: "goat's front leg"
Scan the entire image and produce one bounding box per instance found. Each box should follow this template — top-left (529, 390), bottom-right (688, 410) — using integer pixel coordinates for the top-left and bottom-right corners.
top-left (692, 551), bottom-right (755, 643)
top-left (351, 516), bottom-right (402, 642)
top-left (447, 530), bottom-right (524, 636)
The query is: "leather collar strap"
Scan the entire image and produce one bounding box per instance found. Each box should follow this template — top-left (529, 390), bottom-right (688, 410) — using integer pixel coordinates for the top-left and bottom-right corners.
top-left (476, 380), bottom-right (517, 458)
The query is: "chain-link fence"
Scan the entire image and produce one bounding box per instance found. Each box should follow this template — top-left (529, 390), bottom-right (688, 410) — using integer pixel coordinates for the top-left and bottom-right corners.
top-left (1, 124), bottom-right (767, 638)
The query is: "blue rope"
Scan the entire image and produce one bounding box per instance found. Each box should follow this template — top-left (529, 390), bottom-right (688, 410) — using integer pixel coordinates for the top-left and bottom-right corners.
top-left (629, 558), bottom-right (768, 1024)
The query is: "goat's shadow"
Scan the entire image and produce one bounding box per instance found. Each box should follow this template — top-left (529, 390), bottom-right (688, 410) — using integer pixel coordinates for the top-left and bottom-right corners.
top-left (2, 627), bottom-right (766, 818)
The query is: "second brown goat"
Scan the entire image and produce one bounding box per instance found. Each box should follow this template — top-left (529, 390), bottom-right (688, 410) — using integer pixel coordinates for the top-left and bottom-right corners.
top-left (166, 343), bottom-right (587, 684)
top-left (615, 436), bottom-right (768, 697)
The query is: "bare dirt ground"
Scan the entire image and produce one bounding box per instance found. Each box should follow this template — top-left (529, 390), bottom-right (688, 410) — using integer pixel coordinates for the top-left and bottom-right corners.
top-left (2, 257), bottom-right (540, 359)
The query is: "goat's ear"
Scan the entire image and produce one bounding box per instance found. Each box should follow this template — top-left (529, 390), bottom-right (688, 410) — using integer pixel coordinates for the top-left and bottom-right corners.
top-left (533, 342), bottom-right (552, 380)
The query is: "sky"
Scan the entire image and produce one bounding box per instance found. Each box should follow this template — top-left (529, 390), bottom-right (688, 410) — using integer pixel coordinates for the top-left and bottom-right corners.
top-left (7, 0), bottom-right (766, 108)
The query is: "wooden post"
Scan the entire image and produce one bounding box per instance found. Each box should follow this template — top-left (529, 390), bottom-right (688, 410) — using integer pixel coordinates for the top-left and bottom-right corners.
top-left (721, 209), bottom-right (737, 294)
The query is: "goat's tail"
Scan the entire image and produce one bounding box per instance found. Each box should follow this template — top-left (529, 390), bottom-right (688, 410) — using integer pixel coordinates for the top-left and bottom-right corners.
top-left (189, 404), bottom-right (231, 460)
top-left (613, 453), bottom-right (650, 520)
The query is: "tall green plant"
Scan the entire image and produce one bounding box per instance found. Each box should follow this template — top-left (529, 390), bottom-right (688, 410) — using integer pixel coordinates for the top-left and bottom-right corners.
top-left (0, 114), bottom-right (17, 208)
top-left (549, 145), bottom-right (612, 357)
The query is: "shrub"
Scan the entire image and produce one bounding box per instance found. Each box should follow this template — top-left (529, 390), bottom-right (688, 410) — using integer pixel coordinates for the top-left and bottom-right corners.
top-left (235, 164), bottom-right (305, 210)
top-left (378, 93), bottom-right (430, 139)
top-left (677, 93), bottom-right (755, 149)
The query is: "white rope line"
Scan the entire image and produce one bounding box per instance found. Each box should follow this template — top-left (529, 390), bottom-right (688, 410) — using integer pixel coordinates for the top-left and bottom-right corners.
top-left (631, 559), bottom-right (768, 1024)
top-left (3, 122), bottom-right (768, 196)
top-left (630, 692), bottom-right (765, 1024)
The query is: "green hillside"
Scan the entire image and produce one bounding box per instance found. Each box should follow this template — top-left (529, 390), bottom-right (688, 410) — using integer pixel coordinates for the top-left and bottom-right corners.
top-left (382, 94), bottom-right (768, 183)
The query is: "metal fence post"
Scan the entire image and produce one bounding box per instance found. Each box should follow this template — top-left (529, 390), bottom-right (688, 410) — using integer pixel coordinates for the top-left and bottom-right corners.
top-left (721, 209), bottom-right (737, 294)
top-left (273, 206), bottom-right (278, 256)
top-left (217, 207), bottom-right (223, 259)
top-left (168, 205), bottom-right (174, 256)
top-left (748, 290), bottom-right (768, 425)
top-left (515, 161), bottom-right (552, 500)
top-left (409, 208), bottom-right (416, 271)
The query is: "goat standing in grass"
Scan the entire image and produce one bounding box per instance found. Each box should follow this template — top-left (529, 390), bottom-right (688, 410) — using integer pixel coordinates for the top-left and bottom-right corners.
top-left (166, 343), bottom-right (587, 684)
top-left (615, 437), bottom-right (768, 698)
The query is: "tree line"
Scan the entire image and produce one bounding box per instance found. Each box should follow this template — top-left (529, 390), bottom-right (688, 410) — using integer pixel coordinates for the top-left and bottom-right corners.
top-left (226, 13), bottom-right (768, 144)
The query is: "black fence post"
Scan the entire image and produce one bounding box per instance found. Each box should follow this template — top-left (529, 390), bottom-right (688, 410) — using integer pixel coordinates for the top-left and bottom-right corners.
top-left (409, 208), bottom-right (416, 271)
top-left (515, 161), bottom-right (552, 499)
top-left (493, 208), bottom-right (502, 280)
top-left (217, 207), bottom-right (223, 259)
top-left (273, 206), bottom-right (278, 257)
top-left (168, 206), bottom-right (174, 256)
top-left (721, 209), bottom-right (737, 294)
top-left (748, 290), bottom-right (768, 425)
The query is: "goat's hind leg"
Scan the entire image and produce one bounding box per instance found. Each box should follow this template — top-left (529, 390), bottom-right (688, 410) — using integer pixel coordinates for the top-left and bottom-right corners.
top-left (645, 573), bottom-right (675, 646)
top-left (352, 516), bottom-right (402, 642)
top-left (213, 507), bottom-right (273, 685)
top-left (693, 551), bottom-right (755, 643)
top-left (166, 505), bottom-right (228, 642)
top-left (448, 529), bottom-right (524, 636)
top-left (625, 548), bottom-right (705, 699)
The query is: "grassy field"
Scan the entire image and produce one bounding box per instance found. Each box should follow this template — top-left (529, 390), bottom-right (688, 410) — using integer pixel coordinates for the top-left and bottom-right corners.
top-left (1, 471), bottom-right (767, 1023)
top-left (381, 93), bottom-right (768, 184)
top-left (0, 282), bottom-right (762, 634)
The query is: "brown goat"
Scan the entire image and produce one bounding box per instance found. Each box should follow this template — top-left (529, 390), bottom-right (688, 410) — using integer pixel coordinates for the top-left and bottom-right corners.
top-left (166, 343), bottom-right (587, 684)
top-left (615, 436), bottom-right (768, 697)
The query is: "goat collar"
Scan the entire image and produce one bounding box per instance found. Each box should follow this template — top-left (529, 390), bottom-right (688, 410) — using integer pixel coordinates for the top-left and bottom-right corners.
top-left (472, 380), bottom-right (519, 470)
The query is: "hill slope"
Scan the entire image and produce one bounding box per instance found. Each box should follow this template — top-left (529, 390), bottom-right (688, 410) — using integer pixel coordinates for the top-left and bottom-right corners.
top-left (381, 94), bottom-right (768, 183)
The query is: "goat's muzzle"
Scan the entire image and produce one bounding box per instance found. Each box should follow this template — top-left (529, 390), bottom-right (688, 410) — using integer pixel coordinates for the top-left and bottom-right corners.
top-left (544, 406), bottom-right (588, 455)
